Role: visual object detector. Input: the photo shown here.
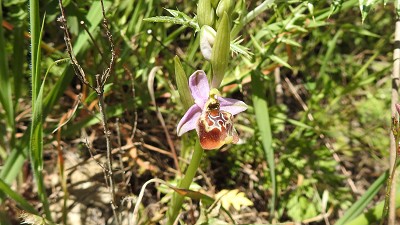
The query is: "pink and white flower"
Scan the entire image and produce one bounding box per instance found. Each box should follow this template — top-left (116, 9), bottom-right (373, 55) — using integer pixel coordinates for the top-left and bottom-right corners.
top-left (177, 70), bottom-right (247, 150)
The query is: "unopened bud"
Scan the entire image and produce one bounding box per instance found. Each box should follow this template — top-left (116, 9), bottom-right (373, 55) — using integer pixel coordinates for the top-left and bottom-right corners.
top-left (216, 0), bottom-right (234, 18)
top-left (197, 0), bottom-right (215, 27)
top-left (200, 25), bottom-right (216, 60)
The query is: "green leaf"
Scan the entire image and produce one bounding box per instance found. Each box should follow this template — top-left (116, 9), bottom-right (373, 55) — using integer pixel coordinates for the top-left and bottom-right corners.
top-left (397, 0), bottom-right (400, 17)
top-left (307, 2), bottom-right (314, 21)
top-left (230, 38), bottom-right (253, 59)
top-left (174, 56), bottom-right (194, 110)
top-left (0, 0), bottom-right (16, 148)
top-left (165, 8), bottom-right (192, 20)
top-left (278, 37), bottom-right (302, 48)
top-left (145, 16), bottom-right (191, 25)
top-left (211, 12), bottom-right (230, 88)
top-left (144, 8), bottom-right (199, 31)
top-left (29, 8), bottom-right (52, 221)
top-left (268, 55), bottom-right (292, 69)
top-left (0, 178), bottom-right (38, 215)
top-left (344, 195), bottom-right (400, 225)
top-left (359, 0), bottom-right (379, 23)
top-left (251, 71), bottom-right (276, 219)
top-left (328, 0), bottom-right (343, 18)
top-left (334, 171), bottom-right (389, 225)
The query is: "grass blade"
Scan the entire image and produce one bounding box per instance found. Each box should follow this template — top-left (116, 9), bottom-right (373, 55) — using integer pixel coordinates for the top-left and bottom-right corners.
top-left (0, 178), bottom-right (38, 215)
top-left (334, 171), bottom-right (389, 225)
top-left (0, 0), bottom-right (16, 148)
top-left (251, 71), bottom-right (276, 219)
top-left (30, 1), bottom-right (52, 220)
top-left (12, 25), bottom-right (25, 106)
top-left (344, 189), bottom-right (400, 225)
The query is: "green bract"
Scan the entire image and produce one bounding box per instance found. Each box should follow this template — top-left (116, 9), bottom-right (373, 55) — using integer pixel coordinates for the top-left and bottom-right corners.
top-left (174, 56), bottom-right (194, 110)
top-left (211, 12), bottom-right (230, 88)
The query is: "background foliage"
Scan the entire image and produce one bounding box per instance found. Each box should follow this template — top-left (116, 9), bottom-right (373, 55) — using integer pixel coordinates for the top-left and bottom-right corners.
top-left (0, 0), bottom-right (397, 224)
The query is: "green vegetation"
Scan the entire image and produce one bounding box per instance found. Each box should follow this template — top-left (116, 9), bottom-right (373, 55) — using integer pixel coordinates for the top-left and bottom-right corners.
top-left (0, 0), bottom-right (399, 224)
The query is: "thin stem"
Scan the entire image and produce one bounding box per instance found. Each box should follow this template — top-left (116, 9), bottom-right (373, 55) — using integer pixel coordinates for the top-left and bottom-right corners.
top-left (388, 18), bottom-right (400, 225)
top-left (58, 1), bottom-right (120, 222)
top-left (80, 20), bottom-right (105, 57)
top-left (166, 141), bottom-right (204, 225)
top-left (100, 0), bottom-right (115, 87)
top-left (381, 145), bottom-right (399, 225)
top-left (96, 75), bottom-right (120, 225)
top-left (57, 0), bottom-right (94, 90)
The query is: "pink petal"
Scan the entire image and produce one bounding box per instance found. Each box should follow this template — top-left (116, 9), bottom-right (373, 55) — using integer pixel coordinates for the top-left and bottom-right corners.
top-left (177, 104), bottom-right (202, 136)
top-left (189, 70), bottom-right (210, 108)
top-left (219, 97), bottom-right (248, 115)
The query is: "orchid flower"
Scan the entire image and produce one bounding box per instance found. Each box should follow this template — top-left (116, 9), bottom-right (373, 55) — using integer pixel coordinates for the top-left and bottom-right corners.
top-left (177, 70), bottom-right (247, 150)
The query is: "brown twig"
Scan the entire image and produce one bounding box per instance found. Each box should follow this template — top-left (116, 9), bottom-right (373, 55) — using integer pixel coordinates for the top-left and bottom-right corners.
top-left (57, 5), bottom-right (93, 90)
top-left (96, 74), bottom-right (120, 223)
top-left (100, 1), bottom-right (116, 87)
top-left (57, 1), bottom-right (120, 224)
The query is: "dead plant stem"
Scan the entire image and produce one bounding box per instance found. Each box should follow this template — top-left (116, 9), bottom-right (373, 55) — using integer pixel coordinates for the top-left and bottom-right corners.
top-left (58, 0), bottom-right (120, 223)
top-left (388, 18), bottom-right (400, 225)
top-left (96, 75), bottom-right (120, 224)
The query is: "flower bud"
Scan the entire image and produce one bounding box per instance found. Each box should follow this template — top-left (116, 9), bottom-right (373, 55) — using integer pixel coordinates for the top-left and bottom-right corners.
top-left (216, 0), bottom-right (234, 18)
top-left (200, 25), bottom-right (216, 61)
top-left (174, 56), bottom-right (194, 110)
top-left (211, 12), bottom-right (230, 88)
top-left (197, 0), bottom-right (214, 27)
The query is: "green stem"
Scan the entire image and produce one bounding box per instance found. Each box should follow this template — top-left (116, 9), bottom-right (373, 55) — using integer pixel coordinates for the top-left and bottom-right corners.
top-left (166, 141), bottom-right (204, 225)
top-left (381, 130), bottom-right (400, 225)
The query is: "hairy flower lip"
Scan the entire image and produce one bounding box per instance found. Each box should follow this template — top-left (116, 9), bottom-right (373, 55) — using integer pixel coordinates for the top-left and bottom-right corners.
top-left (176, 70), bottom-right (247, 139)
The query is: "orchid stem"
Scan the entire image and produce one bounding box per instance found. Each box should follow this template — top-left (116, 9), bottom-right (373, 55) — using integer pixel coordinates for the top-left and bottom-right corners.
top-left (166, 140), bottom-right (204, 225)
